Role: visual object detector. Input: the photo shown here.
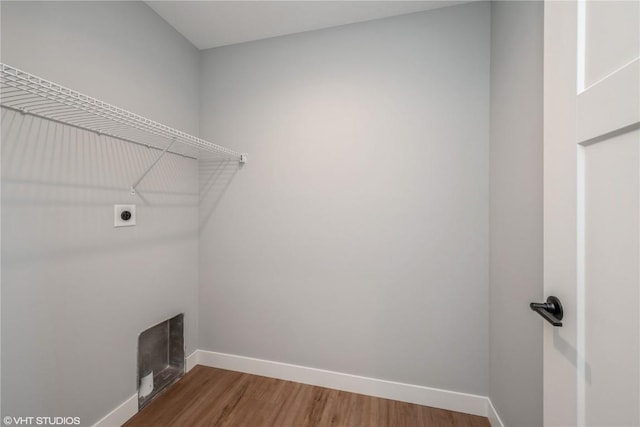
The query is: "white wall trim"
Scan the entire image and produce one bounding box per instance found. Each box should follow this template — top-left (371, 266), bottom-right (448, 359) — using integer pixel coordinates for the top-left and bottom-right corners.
top-left (92, 393), bottom-right (137, 427)
top-left (196, 349), bottom-right (489, 417)
top-left (186, 349), bottom-right (200, 372)
top-left (92, 350), bottom-right (199, 427)
top-left (486, 398), bottom-right (506, 427)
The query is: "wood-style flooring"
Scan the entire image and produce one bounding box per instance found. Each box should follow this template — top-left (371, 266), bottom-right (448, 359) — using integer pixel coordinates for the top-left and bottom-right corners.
top-left (123, 365), bottom-right (491, 427)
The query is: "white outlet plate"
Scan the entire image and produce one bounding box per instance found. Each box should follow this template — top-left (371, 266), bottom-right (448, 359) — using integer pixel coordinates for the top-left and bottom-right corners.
top-left (114, 204), bottom-right (136, 227)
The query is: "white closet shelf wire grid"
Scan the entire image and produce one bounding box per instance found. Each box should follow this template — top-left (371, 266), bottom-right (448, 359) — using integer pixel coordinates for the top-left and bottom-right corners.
top-left (0, 63), bottom-right (246, 162)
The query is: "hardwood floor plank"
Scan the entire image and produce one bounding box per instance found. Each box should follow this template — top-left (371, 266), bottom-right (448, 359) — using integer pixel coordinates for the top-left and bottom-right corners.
top-left (123, 366), bottom-right (490, 427)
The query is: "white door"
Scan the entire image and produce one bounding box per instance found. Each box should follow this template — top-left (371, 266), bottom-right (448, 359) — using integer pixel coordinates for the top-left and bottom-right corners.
top-left (543, 0), bottom-right (640, 426)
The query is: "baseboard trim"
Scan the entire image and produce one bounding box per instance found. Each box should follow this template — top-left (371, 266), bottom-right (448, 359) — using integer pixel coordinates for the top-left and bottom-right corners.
top-left (92, 350), bottom-right (199, 427)
top-left (92, 393), bottom-right (137, 427)
top-left (196, 349), bottom-right (488, 417)
top-left (186, 349), bottom-right (200, 372)
top-left (486, 398), bottom-right (506, 427)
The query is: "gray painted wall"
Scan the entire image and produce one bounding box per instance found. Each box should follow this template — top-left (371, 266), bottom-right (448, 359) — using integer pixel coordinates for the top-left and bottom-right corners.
top-left (489, 2), bottom-right (544, 426)
top-left (198, 2), bottom-right (490, 395)
top-left (1, 2), bottom-right (200, 425)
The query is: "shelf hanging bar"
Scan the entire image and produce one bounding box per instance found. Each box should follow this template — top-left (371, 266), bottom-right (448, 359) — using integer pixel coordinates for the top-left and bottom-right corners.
top-left (130, 137), bottom-right (178, 196)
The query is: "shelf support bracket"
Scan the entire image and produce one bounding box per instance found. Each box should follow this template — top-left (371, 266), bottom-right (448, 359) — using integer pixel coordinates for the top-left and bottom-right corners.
top-left (130, 137), bottom-right (177, 196)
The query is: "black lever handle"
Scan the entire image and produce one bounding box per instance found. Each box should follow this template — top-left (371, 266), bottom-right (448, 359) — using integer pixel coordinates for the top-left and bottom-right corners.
top-left (530, 296), bottom-right (563, 327)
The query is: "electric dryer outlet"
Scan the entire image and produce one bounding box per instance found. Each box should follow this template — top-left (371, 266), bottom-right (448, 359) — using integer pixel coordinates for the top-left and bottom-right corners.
top-left (114, 204), bottom-right (136, 227)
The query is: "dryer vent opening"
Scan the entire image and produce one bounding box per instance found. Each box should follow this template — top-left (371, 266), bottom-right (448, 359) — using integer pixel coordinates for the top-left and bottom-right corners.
top-left (137, 314), bottom-right (184, 409)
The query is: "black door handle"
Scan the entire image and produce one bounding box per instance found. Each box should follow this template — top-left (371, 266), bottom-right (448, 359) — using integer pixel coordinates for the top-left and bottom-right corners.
top-left (530, 296), bottom-right (563, 327)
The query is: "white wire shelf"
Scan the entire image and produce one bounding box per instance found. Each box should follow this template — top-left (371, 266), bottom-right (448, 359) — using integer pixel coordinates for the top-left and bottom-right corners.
top-left (0, 63), bottom-right (246, 162)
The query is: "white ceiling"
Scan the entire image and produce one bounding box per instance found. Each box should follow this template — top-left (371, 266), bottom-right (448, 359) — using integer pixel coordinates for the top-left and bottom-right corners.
top-left (146, 1), bottom-right (471, 50)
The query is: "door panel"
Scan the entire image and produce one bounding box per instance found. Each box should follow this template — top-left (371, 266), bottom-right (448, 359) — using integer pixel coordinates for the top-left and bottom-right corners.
top-left (584, 131), bottom-right (639, 426)
top-left (577, 60), bottom-right (640, 144)
top-left (584, 0), bottom-right (640, 88)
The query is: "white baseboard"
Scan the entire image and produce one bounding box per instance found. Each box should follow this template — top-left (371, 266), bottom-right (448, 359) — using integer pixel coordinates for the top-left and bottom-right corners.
top-left (486, 398), bottom-right (506, 427)
top-left (196, 349), bottom-right (489, 417)
top-left (92, 394), bottom-right (137, 427)
top-left (186, 349), bottom-right (200, 372)
top-left (92, 350), bottom-right (199, 427)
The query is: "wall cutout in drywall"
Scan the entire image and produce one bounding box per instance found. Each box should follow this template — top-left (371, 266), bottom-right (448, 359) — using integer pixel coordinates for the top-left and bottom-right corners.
top-left (138, 314), bottom-right (185, 409)
top-left (114, 204), bottom-right (136, 227)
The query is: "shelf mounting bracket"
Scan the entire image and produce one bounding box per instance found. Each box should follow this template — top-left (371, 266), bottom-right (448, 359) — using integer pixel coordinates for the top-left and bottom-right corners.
top-left (130, 137), bottom-right (177, 196)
